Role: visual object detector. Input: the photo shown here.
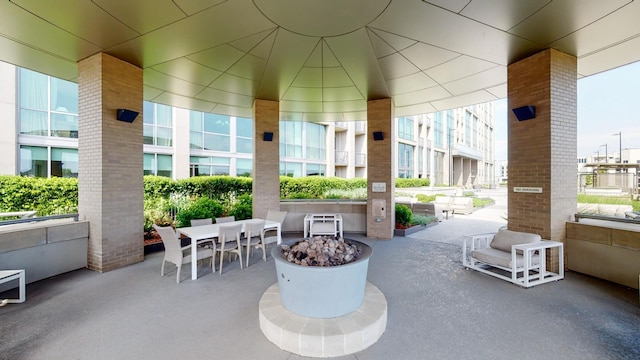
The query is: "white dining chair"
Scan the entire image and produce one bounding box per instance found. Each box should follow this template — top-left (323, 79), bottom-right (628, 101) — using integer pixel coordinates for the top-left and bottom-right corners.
top-left (242, 219), bottom-right (266, 267)
top-left (263, 211), bottom-right (287, 245)
top-left (189, 218), bottom-right (216, 249)
top-left (216, 223), bottom-right (243, 274)
top-left (154, 225), bottom-right (214, 283)
top-left (215, 216), bottom-right (235, 223)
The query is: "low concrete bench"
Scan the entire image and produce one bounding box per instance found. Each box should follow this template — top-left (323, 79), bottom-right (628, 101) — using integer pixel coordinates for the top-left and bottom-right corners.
top-left (462, 229), bottom-right (564, 288)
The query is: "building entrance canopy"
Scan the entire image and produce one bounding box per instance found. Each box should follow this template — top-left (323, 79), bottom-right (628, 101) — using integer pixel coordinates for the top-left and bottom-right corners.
top-left (2, 1), bottom-right (640, 119)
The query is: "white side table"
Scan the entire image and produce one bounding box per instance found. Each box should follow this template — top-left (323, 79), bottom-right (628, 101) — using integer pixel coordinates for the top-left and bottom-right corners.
top-left (0, 269), bottom-right (26, 304)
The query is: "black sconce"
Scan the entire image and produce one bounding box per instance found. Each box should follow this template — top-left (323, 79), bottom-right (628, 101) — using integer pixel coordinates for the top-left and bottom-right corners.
top-left (116, 109), bottom-right (139, 123)
top-left (512, 106), bottom-right (536, 121)
top-left (372, 131), bottom-right (384, 141)
top-left (263, 132), bottom-right (274, 141)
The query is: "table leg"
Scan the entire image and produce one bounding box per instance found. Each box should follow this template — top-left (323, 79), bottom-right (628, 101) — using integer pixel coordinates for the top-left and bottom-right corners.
top-left (191, 239), bottom-right (198, 280)
top-left (277, 224), bottom-right (282, 245)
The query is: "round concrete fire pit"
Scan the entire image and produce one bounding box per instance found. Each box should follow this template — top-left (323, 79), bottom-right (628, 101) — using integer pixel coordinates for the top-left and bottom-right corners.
top-left (272, 238), bottom-right (372, 318)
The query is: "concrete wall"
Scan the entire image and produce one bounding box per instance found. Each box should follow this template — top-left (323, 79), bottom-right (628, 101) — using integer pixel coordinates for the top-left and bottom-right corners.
top-left (566, 219), bottom-right (639, 289)
top-left (279, 201), bottom-right (367, 234)
top-left (0, 220), bottom-right (89, 292)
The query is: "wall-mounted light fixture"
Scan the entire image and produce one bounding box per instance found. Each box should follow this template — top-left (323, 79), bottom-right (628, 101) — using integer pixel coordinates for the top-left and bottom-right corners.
top-left (512, 105), bottom-right (536, 121)
top-left (263, 132), bottom-right (274, 141)
top-left (116, 109), bottom-right (139, 123)
top-left (372, 131), bottom-right (384, 141)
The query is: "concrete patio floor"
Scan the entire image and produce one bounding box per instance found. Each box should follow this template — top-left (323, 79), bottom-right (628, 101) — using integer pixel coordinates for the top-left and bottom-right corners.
top-left (1, 192), bottom-right (639, 359)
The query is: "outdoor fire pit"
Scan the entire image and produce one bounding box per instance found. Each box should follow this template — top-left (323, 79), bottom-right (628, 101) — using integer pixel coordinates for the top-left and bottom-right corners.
top-left (272, 236), bottom-right (372, 318)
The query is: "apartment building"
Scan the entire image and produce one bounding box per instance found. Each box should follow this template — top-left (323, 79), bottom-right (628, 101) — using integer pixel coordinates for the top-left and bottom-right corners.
top-left (0, 62), bottom-right (494, 186)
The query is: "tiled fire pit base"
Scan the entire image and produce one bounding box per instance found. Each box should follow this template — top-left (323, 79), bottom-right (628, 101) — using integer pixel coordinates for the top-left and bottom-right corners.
top-left (259, 282), bottom-right (387, 358)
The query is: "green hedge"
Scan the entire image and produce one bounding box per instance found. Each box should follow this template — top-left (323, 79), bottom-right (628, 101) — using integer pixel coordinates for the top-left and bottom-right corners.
top-left (1, 175), bottom-right (432, 217)
top-left (395, 178), bottom-right (430, 188)
top-left (0, 175), bottom-right (78, 216)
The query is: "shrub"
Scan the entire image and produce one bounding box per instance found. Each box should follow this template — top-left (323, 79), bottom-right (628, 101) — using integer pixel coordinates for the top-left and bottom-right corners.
top-left (174, 197), bottom-right (224, 228)
top-left (473, 197), bottom-right (494, 208)
top-left (227, 194), bottom-right (253, 220)
top-left (144, 175), bottom-right (177, 199)
top-left (395, 178), bottom-right (430, 188)
top-left (416, 194), bottom-right (436, 203)
top-left (411, 214), bottom-right (436, 226)
top-left (395, 204), bottom-right (413, 226)
top-left (0, 176), bottom-right (78, 215)
top-left (143, 197), bottom-right (174, 234)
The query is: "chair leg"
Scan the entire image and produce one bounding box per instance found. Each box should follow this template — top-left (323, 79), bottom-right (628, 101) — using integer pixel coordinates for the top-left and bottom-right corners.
top-left (219, 251), bottom-right (225, 275)
top-left (176, 264), bottom-right (182, 283)
top-left (161, 260), bottom-right (166, 276)
top-left (260, 244), bottom-right (266, 262)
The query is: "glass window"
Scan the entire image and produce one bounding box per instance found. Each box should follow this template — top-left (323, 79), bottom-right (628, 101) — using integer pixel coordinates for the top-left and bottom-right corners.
top-left (204, 113), bottom-right (230, 134)
top-left (306, 123), bottom-right (326, 160)
top-left (156, 127), bottom-right (172, 147)
top-left (51, 113), bottom-right (78, 138)
top-left (190, 156), bottom-right (211, 176)
top-left (19, 68), bottom-right (48, 111)
top-left (236, 117), bottom-right (253, 154)
top-left (143, 102), bottom-right (155, 125)
top-left (280, 162), bottom-right (302, 177)
top-left (236, 138), bottom-right (252, 154)
top-left (143, 153), bottom-right (155, 176)
top-left (236, 159), bottom-right (252, 177)
top-left (190, 111), bottom-right (203, 131)
top-left (19, 146), bottom-right (47, 177)
top-left (143, 125), bottom-right (155, 145)
top-left (156, 104), bottom-right (172, 127)
top-left (143, 101), bottom-right (173, 146)
top-left (144, 153), bottom-right (172, 178)
top-left (213, 157), bottom-right (230, 175)
top-left (398, 143), bottom-right (414, 178)
top-left (204, 133), bottom-right (230, 151)
top-left (51, 148), bottom-right (78, 178)
top-left (50, 77), bottom-right (78, 114)
top-left (20, 109), bottom-right (48, 136)
top-left (157, 154), bottom-right (172, 178)
top-left (280, 121), bottom-right (303, 159)
top-left (306, 164), bottom-right (325, 176)
top-left (398, 117), bottom-right (414, 140)
top-left (434, 113), bottom-right (443, 148)
top-left (236, 117), bottom-right (253, 138)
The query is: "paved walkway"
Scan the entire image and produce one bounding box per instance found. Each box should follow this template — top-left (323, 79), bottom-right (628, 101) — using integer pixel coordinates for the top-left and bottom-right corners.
top-left (1, 192), bottom-right (639, 359)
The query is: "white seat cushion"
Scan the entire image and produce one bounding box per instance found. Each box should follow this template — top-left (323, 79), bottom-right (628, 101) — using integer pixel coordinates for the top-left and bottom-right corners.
top-left (471, 248), bottom-right (540, 269)
top-left (489, 230), bottom-right (541, 252)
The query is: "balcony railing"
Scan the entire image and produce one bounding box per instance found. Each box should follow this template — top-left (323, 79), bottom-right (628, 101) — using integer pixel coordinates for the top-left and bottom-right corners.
top-left (335, 150), bottom-right (348, 165)
top-left (355, 153), bottom-right (366, 167)
top-left (334, 122), bottom-right (348, 131)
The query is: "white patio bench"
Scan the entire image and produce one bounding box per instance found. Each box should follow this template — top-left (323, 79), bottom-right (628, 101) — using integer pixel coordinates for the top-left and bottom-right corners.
top-left (462, 230), bottom-right (564, 288)
top-left (0, 269), bottom-right (26, 305)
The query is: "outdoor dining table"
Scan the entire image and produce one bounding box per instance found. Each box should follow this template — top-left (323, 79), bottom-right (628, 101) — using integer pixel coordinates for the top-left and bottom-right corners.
top-left (176, 218), bottom-right (282, 280)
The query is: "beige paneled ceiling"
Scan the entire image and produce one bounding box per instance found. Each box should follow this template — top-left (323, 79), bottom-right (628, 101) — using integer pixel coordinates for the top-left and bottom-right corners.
top-left (1, 0), bottom-right (639, 120)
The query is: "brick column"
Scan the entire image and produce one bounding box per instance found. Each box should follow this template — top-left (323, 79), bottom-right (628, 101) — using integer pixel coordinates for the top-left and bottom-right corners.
top-left (252, 99), bottom-right (281, 219)
top-left (367, 98), bottom-right (395, 239)
top-left (78, 53), bottom-right (144, 272)
top-left (508, 48), bottom-right (577, 270)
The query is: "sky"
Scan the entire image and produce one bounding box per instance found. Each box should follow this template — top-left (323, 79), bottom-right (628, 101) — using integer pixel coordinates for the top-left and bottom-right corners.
top-left (492, 61), bottom-right (640, 162)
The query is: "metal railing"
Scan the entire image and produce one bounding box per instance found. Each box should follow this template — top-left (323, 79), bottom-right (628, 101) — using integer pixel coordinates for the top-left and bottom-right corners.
top-left (355, 153), bottom-right (366, 166)
top-left (0, 213), bottom-right (80, 226)
top-left (335, 150), bottom-right (348, 165)
top-left (574, 213), bottom-right (639, 224)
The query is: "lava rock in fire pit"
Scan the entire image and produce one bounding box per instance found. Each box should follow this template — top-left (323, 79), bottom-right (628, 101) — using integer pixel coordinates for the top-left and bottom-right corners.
top-left (280, 236), bottom-right (361, 266)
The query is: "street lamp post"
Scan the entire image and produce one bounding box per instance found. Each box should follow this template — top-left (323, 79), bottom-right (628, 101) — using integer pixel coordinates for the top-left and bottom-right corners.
top-left (612, 132), bottom-right (621, 163)
top-left (601, 144), bottom-right (608, 164)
